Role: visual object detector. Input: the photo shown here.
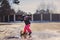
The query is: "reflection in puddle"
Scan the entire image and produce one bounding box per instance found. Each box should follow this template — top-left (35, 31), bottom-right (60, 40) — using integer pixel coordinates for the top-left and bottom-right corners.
top-left (32, 30), bottom-right (60, 40)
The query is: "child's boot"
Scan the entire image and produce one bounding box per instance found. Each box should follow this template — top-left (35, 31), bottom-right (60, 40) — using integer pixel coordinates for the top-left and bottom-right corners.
top-left (29, 32), bottom-right (32, 38)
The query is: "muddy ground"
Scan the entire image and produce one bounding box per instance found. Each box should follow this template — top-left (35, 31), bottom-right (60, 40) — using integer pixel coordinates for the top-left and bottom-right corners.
top-left (0, 22), bottom-right (60, 40)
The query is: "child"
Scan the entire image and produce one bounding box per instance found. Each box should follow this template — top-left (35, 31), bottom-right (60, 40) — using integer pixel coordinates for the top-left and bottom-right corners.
top-left (23, 15), bottom-right (32, 37)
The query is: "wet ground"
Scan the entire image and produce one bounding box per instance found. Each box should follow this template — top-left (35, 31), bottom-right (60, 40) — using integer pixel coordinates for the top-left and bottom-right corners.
top-left (0, 22), bottom-right (60, 40)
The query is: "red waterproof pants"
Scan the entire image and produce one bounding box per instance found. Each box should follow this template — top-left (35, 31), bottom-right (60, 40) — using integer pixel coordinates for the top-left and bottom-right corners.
top-left (24, 24), bottom-right (31, 33)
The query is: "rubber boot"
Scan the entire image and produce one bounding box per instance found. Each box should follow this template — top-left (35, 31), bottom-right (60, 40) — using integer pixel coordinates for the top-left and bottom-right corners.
top-left (23, 32), bottom-right (27, 39)
top-left (29, 32), bottom-right (32, 38)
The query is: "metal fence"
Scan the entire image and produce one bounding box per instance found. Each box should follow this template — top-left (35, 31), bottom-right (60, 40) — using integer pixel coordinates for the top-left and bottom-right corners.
top-left (0, 14), bottom-right (60, 22)
top-left (33, 14), bottom-right (60, 22)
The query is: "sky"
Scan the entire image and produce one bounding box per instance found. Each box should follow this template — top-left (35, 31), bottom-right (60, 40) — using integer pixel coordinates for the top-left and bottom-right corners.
top-left (9, 0), bottom-right (60, 14)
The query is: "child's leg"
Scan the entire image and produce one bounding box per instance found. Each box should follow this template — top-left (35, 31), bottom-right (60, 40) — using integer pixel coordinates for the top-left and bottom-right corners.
top-left (24, 25), bottom-right (27, 33)
top-left (26, 24), bottom-right (32, 38)
top-left (24, 24), bottom-right (31, 33)
top-left (26, 24), bottom-right (32, 35)
top-left (23, 25), bottom-right (27, 38)
top-left (27, 24), bottom-right (31, 32)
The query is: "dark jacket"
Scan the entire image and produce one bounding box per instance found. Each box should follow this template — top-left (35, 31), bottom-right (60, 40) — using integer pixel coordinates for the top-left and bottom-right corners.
top-left (21, 16), bottom-right (31, 25)
top-left (24, 18), bottom-right (30, 25)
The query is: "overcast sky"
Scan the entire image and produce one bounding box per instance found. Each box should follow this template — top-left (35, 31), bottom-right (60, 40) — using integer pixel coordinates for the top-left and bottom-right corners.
top-left (9, 0), bottom-right (60, 14)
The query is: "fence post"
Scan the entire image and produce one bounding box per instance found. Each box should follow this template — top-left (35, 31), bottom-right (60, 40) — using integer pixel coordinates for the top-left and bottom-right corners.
top-left (50, 13), bottom-right (52, 22)
top-left (14, 14), bottom-right (16, 22)
top-left (41, 14), bottom-right (43, 22)
top-left (32, 14), bottom-right (33, 22)
top-left (8, 15), bottom-right (9, 22)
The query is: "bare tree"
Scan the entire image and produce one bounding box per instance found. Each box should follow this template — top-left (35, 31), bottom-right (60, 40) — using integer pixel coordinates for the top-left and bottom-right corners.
top-left (0, 0), bottom-right (15, 15)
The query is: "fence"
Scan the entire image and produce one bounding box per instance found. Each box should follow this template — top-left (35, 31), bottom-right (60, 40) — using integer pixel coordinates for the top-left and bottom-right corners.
top-left (0, 14), bottom-right (60, 22)
top-left (33, 14), bottom-right (60, 22)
